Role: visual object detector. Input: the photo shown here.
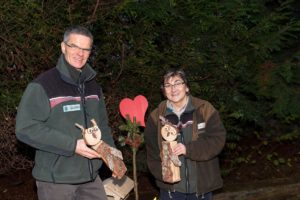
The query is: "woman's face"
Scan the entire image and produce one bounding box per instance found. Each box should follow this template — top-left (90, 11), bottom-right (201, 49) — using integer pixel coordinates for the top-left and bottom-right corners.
top-left (163, 75), bottom-right (189, 105)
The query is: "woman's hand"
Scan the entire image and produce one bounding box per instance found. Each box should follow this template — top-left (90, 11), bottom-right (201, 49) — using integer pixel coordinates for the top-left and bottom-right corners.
top-left (172, 142), bottom-right (186, 156)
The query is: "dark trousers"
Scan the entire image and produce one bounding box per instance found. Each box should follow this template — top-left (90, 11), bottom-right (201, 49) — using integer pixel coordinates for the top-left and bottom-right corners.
top-left (160, 189), bottom-right (213, 200)
top-left (36, 176), bottom-right (107, 200)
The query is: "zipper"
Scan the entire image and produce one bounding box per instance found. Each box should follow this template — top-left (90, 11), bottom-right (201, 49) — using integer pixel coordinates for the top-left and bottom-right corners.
top-left (78, 74), bottom-right (93, 181)
top-left (180, 130), bottom-right (189, 193)
top-left (195, 160), bottom-right (199, 199)
top-left (78, 84), bottom-right (87, 127)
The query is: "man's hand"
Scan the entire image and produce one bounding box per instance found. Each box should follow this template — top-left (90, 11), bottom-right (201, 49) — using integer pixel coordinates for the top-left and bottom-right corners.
top-left (75, 139), bottom-right (100, 159)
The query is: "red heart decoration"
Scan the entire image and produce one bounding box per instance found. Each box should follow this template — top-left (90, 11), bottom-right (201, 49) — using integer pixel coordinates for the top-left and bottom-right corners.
top-left (119, 95), bottom-right (148, 127)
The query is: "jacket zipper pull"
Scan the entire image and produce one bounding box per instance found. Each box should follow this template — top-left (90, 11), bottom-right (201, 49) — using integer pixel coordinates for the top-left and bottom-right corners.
top-left (201, 193), bottom-right (205, 199)
top-left (168, 190), bottom-right (172, 199)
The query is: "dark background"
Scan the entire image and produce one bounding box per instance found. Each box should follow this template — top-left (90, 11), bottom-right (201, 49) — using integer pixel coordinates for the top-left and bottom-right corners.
top-left (0, 0), bottom-right (300, 199)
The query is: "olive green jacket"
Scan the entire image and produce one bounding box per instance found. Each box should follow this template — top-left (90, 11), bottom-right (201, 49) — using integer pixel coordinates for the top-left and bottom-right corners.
top-left (15, 55), bottom-right (114, 184)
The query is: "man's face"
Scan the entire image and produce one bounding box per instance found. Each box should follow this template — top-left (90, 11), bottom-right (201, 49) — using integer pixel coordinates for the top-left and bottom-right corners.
top-left (61, 33), bottom-right (92, 69)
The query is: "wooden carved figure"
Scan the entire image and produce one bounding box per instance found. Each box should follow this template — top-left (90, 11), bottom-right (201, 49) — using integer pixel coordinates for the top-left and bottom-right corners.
top-left (159, 116), bottom-right (181, 183)
top-left (75, 119), bottom-right (127, 179)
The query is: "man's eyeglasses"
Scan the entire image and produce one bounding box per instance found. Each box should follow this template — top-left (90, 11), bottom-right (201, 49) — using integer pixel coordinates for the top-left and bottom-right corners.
top-left (64, 42), bottom-right (92, 53)
top-left (164, 81), bottom-right (185, 90)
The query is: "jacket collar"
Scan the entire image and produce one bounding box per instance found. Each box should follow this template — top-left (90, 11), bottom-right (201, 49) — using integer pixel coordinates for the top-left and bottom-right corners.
top-left (56, 54), bottom-right (96, 85)
top-left (163, 96), bottom-right (197, 116)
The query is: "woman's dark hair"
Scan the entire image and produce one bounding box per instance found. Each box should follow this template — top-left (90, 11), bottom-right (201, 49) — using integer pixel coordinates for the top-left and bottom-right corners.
top-left (160, 68), bottom-right (190, 95)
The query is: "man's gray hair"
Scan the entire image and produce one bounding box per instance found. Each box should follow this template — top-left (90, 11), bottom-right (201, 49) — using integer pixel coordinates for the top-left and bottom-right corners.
top-left (63, 25), bottom-right (93, 44)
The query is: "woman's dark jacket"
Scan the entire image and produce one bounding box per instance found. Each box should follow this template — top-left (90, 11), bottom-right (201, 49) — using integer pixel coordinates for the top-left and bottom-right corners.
top-left (145, 96), bottom-right (226, 194)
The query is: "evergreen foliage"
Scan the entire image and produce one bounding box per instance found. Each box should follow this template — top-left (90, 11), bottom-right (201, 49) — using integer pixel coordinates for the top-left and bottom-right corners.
top-left (0, 0), bottom-right (299, 172)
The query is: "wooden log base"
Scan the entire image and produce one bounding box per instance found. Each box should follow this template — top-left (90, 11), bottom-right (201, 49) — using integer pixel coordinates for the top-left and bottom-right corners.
top-left (161, 141), bottom-right (181, 183)
top-left (94, 141), bottom-right (127, 179)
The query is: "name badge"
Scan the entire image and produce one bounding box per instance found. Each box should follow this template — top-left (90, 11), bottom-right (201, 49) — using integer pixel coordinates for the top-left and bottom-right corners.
top-left (197, 122), bottom-right (205, 129)
top-left (63, 104), bottom-right (81, 112)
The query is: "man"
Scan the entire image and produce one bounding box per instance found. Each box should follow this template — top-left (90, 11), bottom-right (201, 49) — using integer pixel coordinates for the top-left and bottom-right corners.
top-left (145, 68), bottom-right (226, 200)
top-left (16, 25), bottom-right (113, 200)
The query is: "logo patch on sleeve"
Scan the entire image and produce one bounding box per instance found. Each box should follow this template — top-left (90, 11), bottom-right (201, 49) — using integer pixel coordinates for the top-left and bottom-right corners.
top-left (63, 104), bottom-right (81, 112)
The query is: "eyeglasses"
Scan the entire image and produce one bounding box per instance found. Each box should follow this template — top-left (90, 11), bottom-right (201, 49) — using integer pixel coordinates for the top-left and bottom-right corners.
top-left (64, 42), bottom-right (92, 53)
top-left (164, 81), bottom-right (185, 90)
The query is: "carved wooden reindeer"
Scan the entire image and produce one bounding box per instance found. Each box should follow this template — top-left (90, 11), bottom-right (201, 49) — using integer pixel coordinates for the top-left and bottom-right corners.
top-left (75, 119), bottom-right (127, 179)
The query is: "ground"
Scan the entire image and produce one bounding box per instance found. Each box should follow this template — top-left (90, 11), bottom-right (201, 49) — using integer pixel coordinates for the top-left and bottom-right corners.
top-left (1, 135), bottom-right (300, 200)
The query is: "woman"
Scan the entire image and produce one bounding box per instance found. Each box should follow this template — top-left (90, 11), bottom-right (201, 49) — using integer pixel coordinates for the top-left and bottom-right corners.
top-left (145, 68), bottom-right (226, 200)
